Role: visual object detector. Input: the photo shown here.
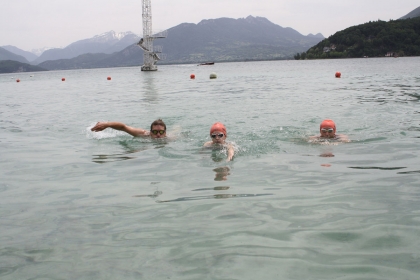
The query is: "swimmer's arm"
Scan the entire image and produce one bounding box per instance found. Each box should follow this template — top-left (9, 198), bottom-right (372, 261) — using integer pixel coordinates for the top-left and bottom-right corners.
top-left (226, 144), bottom-right (234, 162)
top-left (203, 141), bottom-right (213, 147)
top-left (91, 122), bottom-right (148, 137)
top-left (337, 134), bottom-right (351, 142)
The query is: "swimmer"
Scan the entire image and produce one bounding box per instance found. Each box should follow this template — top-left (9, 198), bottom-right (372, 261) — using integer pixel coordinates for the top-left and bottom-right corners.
top-left (203, 122), bottom-right (235, 162)
top-left (91, 119), bottom-right (167, 139)
top-left (310, 119), bottom-right (350, 142)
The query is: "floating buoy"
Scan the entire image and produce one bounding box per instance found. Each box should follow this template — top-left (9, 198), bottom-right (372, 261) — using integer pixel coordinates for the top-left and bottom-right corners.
top-left (16, 79), bottom-right (20, 83)
top-left (210, 73), bottom-right (217, 79)
top-left (190, 74), bottom-right (195, 79)
top-left (61, 78), bottom-right (65, 81)
top-left (335, 72), bottom-right (341, 78)
top-left (107, 76), bottom-right (111, 80)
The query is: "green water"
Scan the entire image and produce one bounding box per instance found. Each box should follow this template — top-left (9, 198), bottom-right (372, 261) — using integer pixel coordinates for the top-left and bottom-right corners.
top-left (1, 58), bottom-right (420, 279)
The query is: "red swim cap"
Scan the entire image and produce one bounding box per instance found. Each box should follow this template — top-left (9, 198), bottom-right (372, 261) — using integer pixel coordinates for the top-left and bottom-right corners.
top-left (320, 119), bottom-right (336, 131)
top-left (210, 122), bottom-right (227, 135)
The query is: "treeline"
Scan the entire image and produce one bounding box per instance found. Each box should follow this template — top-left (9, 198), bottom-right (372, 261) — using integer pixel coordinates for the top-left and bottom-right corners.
top-left (294, 17), bottom-right (420, 59)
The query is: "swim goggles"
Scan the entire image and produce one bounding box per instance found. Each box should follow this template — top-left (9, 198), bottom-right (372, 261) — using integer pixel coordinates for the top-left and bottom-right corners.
top-left (151, 130), bottom-right (166, 135)
top-left (211, 133), bottom-right (225, 138)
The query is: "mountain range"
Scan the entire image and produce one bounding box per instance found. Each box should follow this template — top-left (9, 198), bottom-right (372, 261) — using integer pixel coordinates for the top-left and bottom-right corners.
top-left (1, 16), bottom-right (324, 71)
top-left (1, 31), bottom-right (139, 64)
top-left (32, 31), bottom-right (140, 64)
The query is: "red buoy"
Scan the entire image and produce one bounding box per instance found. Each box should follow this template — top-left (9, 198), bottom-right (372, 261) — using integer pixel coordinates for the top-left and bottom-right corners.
top-left (16, 79), bottom-right (20, 83)
top-left (62, 78), bottom-right (65, 81)
top-left (107, 76), bottom-right (111, 80)
top-left (335, 72), bottom-right (341, 78)
top-left (190, 74), bottom-right (195, 79)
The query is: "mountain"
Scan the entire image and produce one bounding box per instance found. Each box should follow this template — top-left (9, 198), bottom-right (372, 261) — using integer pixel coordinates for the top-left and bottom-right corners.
top-left (400, 6), bottom-right (420, 19)
top-left (1, 45), bottom-right (38, 62)
top-left (307, 33), bottom-right (325, 39)
top-left (32, 31), bottom-right (140, 64)
top-left (156, 16), bottom-right (323, 64)
top-left (38, 44), bottom-right (142, 70)
top-left (31, 47), bottom-right (55, 57)
top-left (0, 60), bottom-right (47, 73)
top-left (38, 16), bottom-right (324, 70)
top-left (0, 47), bottom-right (29, 63)
top-left (294, 17), bottom-right (420, 59)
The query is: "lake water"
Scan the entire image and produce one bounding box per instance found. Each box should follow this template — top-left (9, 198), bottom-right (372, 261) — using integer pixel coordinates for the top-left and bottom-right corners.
top-left (1, 58), bottom-right (420, 279)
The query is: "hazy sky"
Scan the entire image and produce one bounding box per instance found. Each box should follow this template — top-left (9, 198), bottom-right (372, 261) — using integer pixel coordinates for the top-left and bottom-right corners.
top-left (1, 0), bottom-right (418, 51)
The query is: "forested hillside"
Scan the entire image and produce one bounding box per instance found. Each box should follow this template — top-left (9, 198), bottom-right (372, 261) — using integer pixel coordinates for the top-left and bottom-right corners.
top-left (295, 17), bottom-right (420, 59)
top-left (0, 60), bottom-right (47, 73)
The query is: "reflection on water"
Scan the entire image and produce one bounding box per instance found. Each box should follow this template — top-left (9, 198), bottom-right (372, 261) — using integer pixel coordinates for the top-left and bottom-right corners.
top-left (91, 139), bottom-right (168, 163)
top-left (92, 145), bottom-right (148, 164)
top-left (398, 170), bottom-right (420, 174)
top-left (142, 73), bottom-right (158, 103)
top-left (133, 190), bottom-right (163, 198)
top-left (349, 166), bottom-right (406, 170)
top-left (213, 166), bottom-right (230, 181)
top-left (92, 153), bottom-right (137, 164)
top-left (319, 146), bottom-right (335, 158)
top-left (192, 186), bottom-right (230, 191)
top-left (156, 192), bottom-right (273, 203)
top-left (406, 93), bottom-right (420, 101)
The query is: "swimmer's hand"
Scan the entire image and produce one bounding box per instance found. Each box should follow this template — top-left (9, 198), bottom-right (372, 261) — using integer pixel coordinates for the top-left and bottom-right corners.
top-left (91, 122), bottom-right (109, 132)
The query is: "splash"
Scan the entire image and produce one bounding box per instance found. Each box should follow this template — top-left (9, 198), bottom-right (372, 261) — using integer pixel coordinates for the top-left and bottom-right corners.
top-left (85, 122), bottom-right (127, 140)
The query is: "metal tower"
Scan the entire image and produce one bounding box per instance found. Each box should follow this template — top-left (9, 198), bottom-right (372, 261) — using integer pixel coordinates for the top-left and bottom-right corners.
top-left (138, 0), bottom-right (166, 71)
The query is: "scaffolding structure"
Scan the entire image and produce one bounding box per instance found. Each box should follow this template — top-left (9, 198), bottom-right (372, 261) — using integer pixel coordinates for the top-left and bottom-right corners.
top-left (138, 0), bottom-right (166, 71)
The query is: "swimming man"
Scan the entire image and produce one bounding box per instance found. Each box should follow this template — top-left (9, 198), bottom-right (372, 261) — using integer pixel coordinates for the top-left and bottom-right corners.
top-left (91, 119), bottom-right (167, 139)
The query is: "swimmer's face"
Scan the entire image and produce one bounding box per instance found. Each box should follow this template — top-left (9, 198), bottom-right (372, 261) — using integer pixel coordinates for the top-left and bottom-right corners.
top-left (320, 127), bottom-right (336, 138)
top-left (150, 125), bottom-right (166, 139)
top-left (210, 131), bottom-right (226, 144)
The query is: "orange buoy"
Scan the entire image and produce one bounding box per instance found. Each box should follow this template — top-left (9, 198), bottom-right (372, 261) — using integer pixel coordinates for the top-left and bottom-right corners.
top-left (335, 72), bottom-right (341, 78)
top-left (62, 78), bottom-right (65, 81)
top-left (107, 76), bottom-right (111, 80)
top-left (190, 74), bottom-right (195, 79)
top-left (16, 79), bottom-right (20, 83)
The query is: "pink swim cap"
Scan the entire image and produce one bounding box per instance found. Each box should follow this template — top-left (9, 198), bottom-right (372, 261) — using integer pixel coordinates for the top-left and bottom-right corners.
top-left (210, 122), bottom-right (227, 135)
top-left (320, 119), bottom-right (336, 131)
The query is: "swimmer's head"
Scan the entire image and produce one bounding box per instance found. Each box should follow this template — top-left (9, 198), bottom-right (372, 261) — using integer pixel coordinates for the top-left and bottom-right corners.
top-left (320, 119), bottom-right (336, 138)
top-left (150, 119), bottom-right (166, 139)
top-left (210, 122), bottom-right (227, 135)
top-left (210, 122), bottom-right (227, 144)
top-left (150, 119), bottom-right (166, 131)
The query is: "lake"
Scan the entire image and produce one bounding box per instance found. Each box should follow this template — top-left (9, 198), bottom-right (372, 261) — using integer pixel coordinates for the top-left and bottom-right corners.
top-left (1, 57), bottom-right (420, 279)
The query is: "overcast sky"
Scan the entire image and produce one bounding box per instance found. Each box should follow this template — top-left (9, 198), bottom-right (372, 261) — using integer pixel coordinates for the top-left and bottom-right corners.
top-left (1, 0), bottom-right (418, 51)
